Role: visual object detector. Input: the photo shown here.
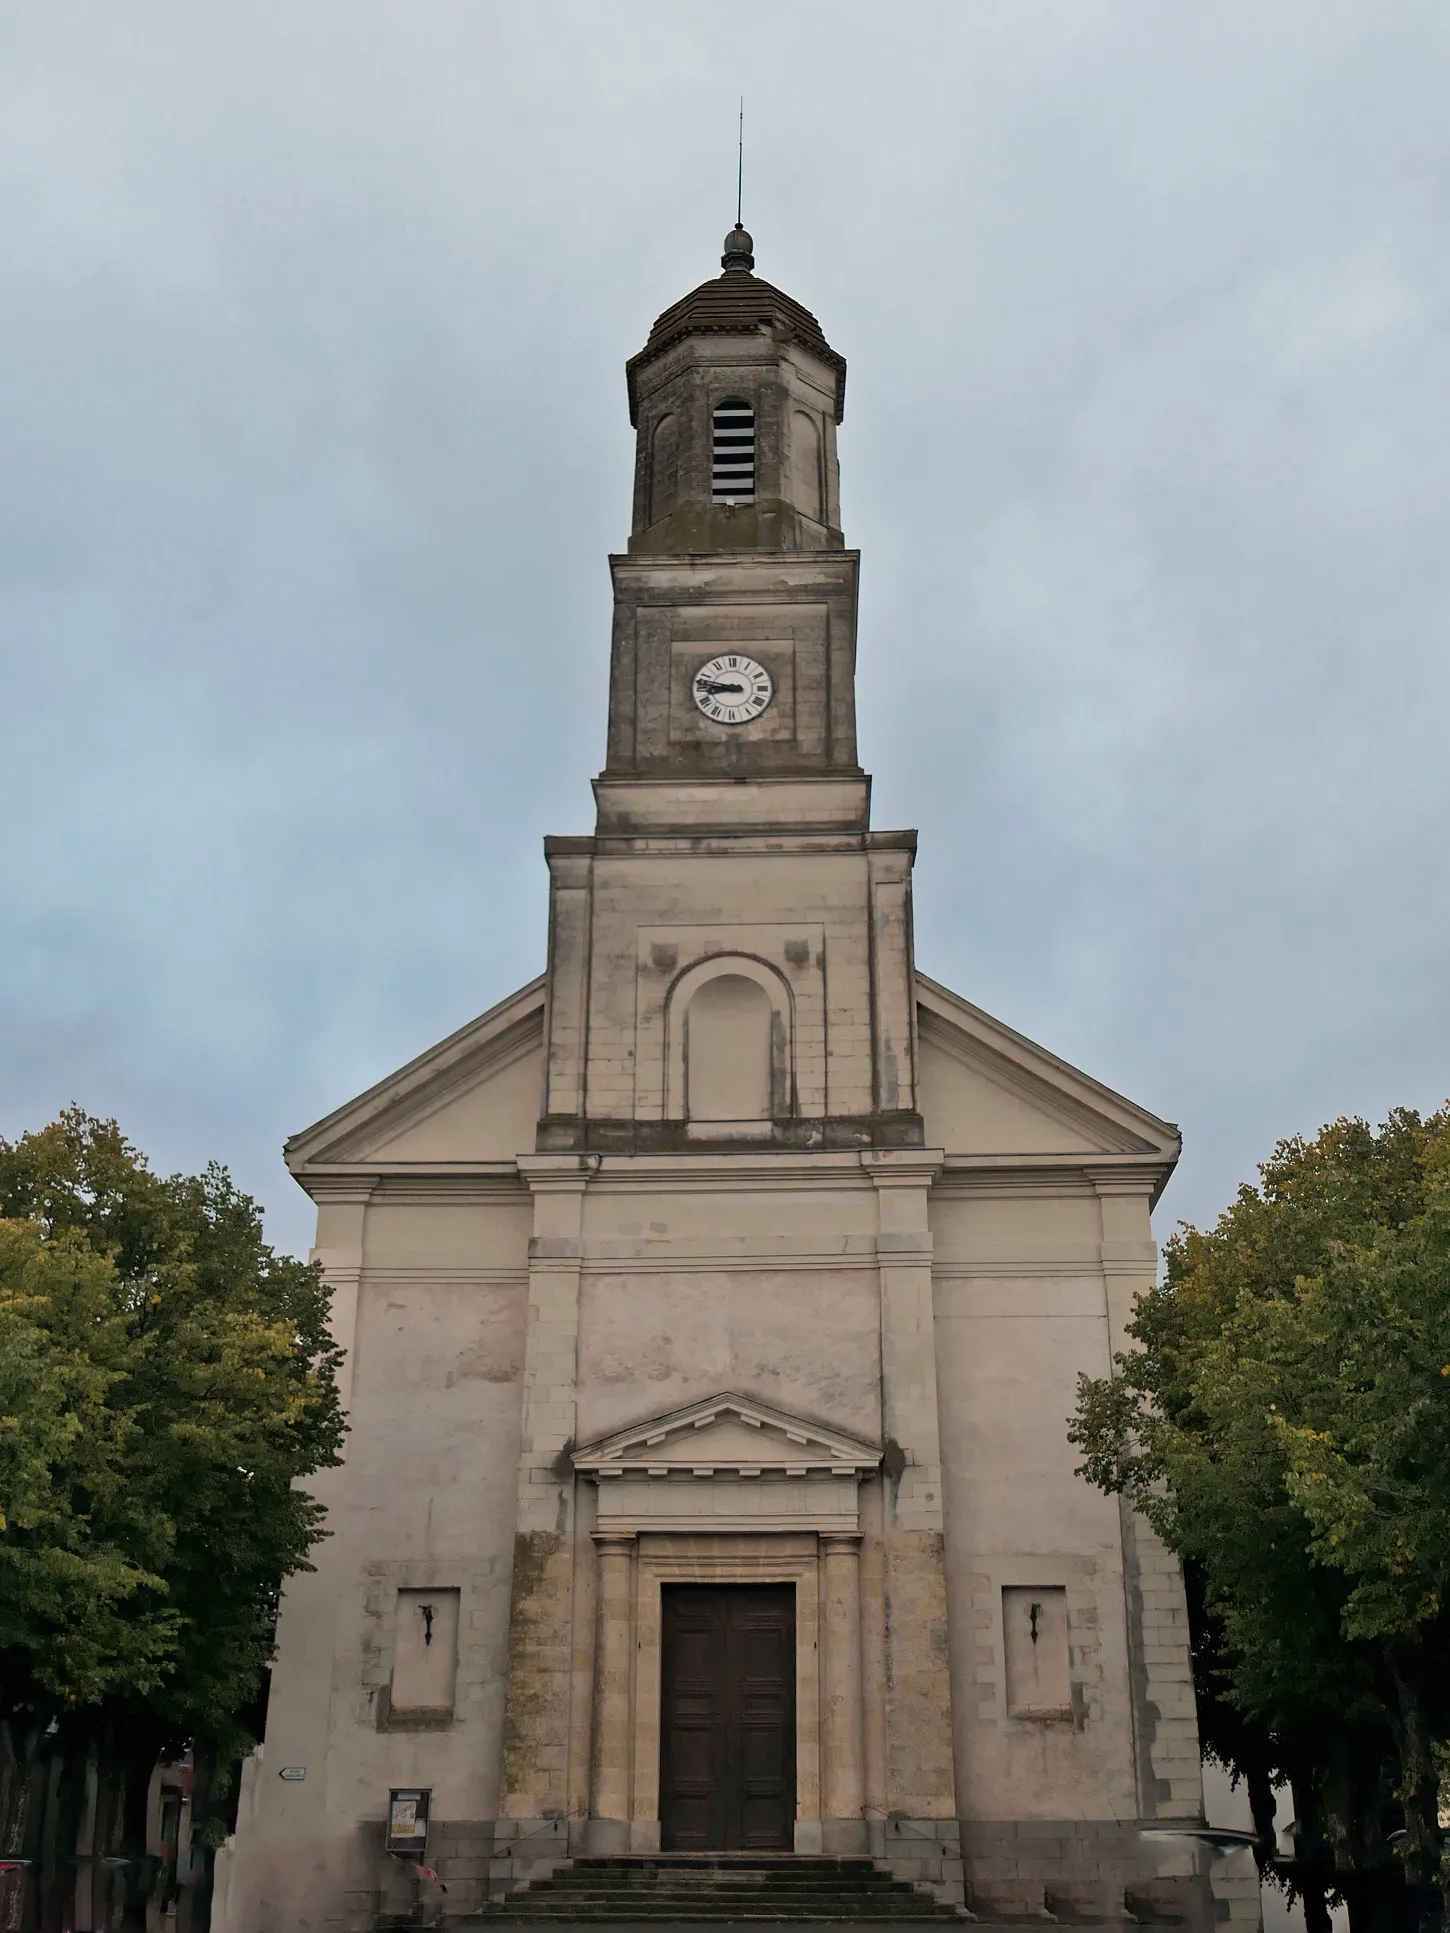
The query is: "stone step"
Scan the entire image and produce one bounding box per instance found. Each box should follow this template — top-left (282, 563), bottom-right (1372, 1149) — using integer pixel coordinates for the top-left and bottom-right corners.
top-left (503, 1880), bottom-right (935, 1894)
top-left (477, 1909), bottom-right (1136, 1925)
top-left (518, 1878), bottom-right (912, 1894)
top-left (480, 1850), bottom-right (962, 1923)
top-left (505, 1881), bottom-right (932, 1898)
top-left (486, 1912), bottom-right (957, 1923)
top-left (546, 1868), bottom-right (905, 1878)
top-left (529, 1865), bottom-right (898, 1871)
top-left (538, 1868), bottom-right (907, 1878)
top-left (566, 1860), bottom-right (883, 1874)
top-left (521, 1877), bottom-right (918, 1892)
top-left (489, 1899), bottom-right (958, 1921)
top-left (498, 1893), bottom-right (947, 1903)
top-left (507, 1891), bottom-right (936, 1905)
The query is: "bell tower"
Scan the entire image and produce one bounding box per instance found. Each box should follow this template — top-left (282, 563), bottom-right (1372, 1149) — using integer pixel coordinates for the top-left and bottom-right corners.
top-left (626, 223), bottom-right (847, 557)
top-left (538, 230), bottom-right (921, 1154)
top-left (603, 227), bottom-right (864, 799)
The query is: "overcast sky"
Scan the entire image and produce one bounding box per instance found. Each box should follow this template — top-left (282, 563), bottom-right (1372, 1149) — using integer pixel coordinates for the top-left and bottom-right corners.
top-left (3, 2), bottom-right (1448, 1257)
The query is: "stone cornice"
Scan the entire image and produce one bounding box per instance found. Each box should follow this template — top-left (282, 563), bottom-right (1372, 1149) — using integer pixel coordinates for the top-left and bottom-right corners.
top-left (933, 1152), bottom-right (1174, 1204)
top-left (286, 1160), bottom-right (527, 1206)
top-left (862, 1148), bottom-right (946, 1189)
top-left (574, 1391), bottom-right (882, 1479)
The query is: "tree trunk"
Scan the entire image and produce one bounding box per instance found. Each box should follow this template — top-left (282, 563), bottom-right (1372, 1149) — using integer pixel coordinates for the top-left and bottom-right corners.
top-left (94, 1743), bottom-right (127, 1933)
top-left (1386, 1648), bottom-right (1442, 1928)
top-left (181, 1751), bottom-right (215, 1933)
top-left (105, 1713), bottom-right (167, 1933)
top-left (1245, 1757), bottom-right (1278, 1871)
top-left (1289, 1766), bottom-right (1338, 1933)
top-left (2, 1720), bottom-right (44, 1933)
top-left (37, 1724), bottom-right (90, 1933)
top-left (0, 1720), bottom-right (17, 1856)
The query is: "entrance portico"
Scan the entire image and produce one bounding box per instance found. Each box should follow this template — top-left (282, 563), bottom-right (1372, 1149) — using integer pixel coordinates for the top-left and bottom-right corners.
top-left (572, 1396), bottom-right (878, 1856)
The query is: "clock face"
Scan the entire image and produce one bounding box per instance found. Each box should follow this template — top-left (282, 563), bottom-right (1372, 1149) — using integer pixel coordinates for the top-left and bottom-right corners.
top-left (692, 654), bottom-right (774, 725)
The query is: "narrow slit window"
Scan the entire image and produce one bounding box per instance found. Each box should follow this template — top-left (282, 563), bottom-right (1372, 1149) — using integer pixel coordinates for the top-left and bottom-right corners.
top-left (711, 398), bottom-right (756, 503)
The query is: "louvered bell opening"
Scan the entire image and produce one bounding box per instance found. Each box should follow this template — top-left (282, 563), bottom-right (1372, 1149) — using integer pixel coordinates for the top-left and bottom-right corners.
top-left (711, 399), bottom-right (756, 503)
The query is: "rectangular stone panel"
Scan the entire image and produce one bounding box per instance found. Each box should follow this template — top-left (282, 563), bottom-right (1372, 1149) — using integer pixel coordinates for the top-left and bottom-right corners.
top-left (391, 1587), bottom-right (460, 1715)
top-left (1003, 1585), bottom-right (1070, 1717)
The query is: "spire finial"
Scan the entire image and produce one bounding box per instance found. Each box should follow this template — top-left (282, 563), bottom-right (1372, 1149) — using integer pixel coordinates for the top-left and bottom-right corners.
top-left (736, 97), bottom-right (744, 229)
top-left (721, 222), bottom-right (754, 273)
top-left (721, 101), bottom-right (754, 273)
top-left (723, 103), bottom-right (754, 276)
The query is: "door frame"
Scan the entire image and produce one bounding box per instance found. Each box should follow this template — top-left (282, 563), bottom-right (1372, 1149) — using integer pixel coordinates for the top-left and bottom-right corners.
top-left (617, 1534), bottom-right (825, 1852)
top-left (659, 1582), bottom-right (798, 1851)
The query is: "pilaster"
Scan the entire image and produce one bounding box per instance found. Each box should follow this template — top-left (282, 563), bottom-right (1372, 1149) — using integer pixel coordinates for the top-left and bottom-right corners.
top-left (498, 1155), bottom-right (596, 1823)
top-left (867, 845), bottom-right (917, 1119)
top-left (1092, 1171), bottom-right (1204, 1825)
top-left (541, 845), bottom-right (594, 1128)
top-left (303, 1177), bottom-right (377, 1410)
top-left (863, 1148), bottom-right (956, 1822)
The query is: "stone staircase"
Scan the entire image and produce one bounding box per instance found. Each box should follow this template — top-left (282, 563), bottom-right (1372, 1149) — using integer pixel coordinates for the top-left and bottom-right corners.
top-left (481, 1852), bottom-right (964, 1921)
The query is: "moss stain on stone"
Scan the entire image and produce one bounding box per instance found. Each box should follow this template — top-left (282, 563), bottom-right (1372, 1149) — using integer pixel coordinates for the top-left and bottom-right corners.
top-left (499, 1529), bottom-right (568, 1809)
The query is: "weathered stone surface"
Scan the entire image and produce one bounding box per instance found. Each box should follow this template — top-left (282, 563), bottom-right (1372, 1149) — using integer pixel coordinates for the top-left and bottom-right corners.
top-left (222, 232), bottom-right (1218, 1933)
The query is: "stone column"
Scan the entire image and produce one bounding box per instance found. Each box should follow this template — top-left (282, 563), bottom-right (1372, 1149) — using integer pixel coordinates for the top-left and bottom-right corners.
top-left (590, 1534), bottom-right (635, 1852)
top-left (820, 1533), bottom-right (866, 1852)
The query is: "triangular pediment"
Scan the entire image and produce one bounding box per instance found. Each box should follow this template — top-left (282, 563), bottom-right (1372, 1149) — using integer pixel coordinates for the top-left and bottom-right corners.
top-left (285, 975), bottom-right (545, 1177)
top-left (916, 972), bottom-right (1180, 1169)
top-left (573, 1394), bottom-right (881, 1478)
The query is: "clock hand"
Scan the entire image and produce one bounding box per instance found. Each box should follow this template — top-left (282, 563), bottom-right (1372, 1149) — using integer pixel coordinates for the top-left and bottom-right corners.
top-left (696, 679), bottom-right (749, 696)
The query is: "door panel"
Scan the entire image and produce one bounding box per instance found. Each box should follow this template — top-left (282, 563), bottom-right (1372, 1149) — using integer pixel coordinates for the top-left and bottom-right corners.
top-left (660, 1585), bottom-right (795, 1851)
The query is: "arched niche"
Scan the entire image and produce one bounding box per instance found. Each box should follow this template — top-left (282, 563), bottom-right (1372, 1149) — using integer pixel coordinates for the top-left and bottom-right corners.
top-left (664, 956), bottom-right (794, 1132)
top-left (649, 411), bottom-right (680, 523)
top-left (790, 409), bottom-right (823, 523)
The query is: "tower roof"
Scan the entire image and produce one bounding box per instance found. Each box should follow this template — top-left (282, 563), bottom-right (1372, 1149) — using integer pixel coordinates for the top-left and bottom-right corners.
top-left (626, 232), bottom-right (847, 426)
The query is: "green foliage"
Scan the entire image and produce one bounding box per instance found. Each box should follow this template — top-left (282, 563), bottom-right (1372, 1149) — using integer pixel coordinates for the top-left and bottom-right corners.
top-left (0, 1108), bottom-right (344, 1747)
top-left (1270, 1197), bottom-right (1450, 1642)
top-left (0, 1219), bottom-right (177, 1709)
top-left (1071, 1107), bottom-right (1450, 1916)
top-left (0, 1247), bottom-right (82, 1535)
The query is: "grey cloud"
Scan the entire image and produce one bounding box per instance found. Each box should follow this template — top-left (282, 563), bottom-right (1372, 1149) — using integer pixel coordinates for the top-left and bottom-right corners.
top-left (2, 1), bottom-right (1447, 1252)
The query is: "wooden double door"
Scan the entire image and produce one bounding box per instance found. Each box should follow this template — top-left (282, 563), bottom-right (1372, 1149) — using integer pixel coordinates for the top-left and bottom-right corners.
top-left (659, 1585), bottom-right (796, 1851)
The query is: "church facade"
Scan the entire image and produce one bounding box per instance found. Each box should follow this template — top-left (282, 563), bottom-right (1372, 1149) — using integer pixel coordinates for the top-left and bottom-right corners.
top-left (228, 229), bottom-right (1249, 1931)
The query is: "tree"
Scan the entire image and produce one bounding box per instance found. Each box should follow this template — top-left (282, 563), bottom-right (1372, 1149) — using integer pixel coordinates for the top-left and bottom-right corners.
top-left (0, 1110), bottom-right (344, 1933)
top-left (0, 1220), bottom-right (177, 1713)
top-left (1071, 1108), bottom-right (1450, 1933)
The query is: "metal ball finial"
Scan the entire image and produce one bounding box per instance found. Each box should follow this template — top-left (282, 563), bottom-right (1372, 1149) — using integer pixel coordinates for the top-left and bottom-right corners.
top-left (721, 225), bottom-right (755, 273)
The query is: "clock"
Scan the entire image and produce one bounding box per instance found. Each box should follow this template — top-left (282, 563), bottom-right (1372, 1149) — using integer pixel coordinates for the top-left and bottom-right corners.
top-left (692, 654), bottom-right (774, 725)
